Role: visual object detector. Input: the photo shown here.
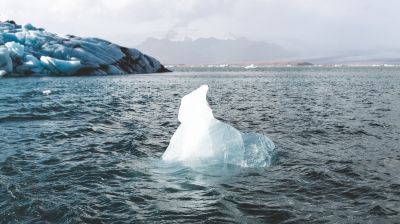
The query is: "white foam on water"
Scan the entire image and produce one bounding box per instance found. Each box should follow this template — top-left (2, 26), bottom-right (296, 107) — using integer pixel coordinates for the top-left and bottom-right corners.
top-left (42, 89), bottom-right (51, 95)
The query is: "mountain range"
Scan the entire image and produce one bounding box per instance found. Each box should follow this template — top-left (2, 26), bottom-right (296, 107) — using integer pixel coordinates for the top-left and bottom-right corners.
top-left (136, 37), bottom-right (292, 65)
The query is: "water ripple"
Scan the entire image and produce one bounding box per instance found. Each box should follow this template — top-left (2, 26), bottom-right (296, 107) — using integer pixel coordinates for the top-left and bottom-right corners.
top-left (1, 69), bottom-right (400, 223)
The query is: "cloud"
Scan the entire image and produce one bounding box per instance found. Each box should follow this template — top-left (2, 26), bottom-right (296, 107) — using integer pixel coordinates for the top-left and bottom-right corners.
top-left (1, 0), bottom-right (399, 57)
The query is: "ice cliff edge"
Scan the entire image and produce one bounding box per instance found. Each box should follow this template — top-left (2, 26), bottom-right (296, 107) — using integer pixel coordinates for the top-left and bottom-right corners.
top-left (0, 20), bottom-right (170, 76)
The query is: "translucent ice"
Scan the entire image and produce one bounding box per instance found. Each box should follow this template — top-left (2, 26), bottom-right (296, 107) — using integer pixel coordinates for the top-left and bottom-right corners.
top-left (20, 55), bottom-right (44, 73)
top-left (40, 56), bottom-right (81, 75)
top-left (0, 47), bottom-right (13, 74)
top-left (162, 85), bottom-right (275, 168)
top-left (5, 41), bottom-right (24, 57)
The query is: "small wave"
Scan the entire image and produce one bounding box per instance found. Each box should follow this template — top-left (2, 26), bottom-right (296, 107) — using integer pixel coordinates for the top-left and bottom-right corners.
top-left (0, 114), bottom-right (50, 122)
top-left (369, 205), bottom-right (398, 216)
top-left (333, 165), bottom-right (361, 178)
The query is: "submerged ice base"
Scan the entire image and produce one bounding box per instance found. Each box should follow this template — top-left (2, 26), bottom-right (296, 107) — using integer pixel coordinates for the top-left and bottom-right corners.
top-left (162, 85), bottom-right (275, 168)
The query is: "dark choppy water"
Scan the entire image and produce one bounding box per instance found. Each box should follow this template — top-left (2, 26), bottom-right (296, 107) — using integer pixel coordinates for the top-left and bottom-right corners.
top-left (1, 67), bottom-right (400, 223)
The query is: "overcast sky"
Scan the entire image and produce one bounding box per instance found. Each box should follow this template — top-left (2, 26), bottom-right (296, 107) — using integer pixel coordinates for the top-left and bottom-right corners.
top-left (1, 0), bottom-right (399, 57)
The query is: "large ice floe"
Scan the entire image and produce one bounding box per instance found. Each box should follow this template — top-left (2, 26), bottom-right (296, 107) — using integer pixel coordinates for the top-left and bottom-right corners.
top-left (0, 20), bottom-right (169, 76)
top-left (162, 85), bottom-right (275, 168)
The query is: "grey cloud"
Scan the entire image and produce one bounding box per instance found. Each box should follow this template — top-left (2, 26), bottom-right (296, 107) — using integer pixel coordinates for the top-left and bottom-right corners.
top-left (1, 0), bottom-right (399, 58)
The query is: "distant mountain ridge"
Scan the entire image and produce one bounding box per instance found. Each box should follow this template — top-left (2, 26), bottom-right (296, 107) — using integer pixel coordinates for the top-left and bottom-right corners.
top-left (136, 37), bottom-right (292, 65)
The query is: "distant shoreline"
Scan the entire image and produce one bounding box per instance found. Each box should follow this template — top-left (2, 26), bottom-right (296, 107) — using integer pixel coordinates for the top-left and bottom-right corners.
top-left (165, 63), bottom-right (400, 69)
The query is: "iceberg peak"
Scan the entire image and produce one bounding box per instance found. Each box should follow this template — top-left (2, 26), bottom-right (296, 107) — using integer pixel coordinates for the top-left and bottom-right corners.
top-left (178, 85), bottom-right (214, 124)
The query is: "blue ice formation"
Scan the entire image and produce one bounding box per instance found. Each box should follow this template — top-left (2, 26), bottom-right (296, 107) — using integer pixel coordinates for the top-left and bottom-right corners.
top-left (0, 20), bottom-right (169, 76)
top-left (162, 85), bottom-right (275, 168)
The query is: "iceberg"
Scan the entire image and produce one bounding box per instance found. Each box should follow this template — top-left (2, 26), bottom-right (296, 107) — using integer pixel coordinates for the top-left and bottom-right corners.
top-left (0, 20), bottom-right (170, 76)
top-left (162, 85), bottom-right (275, 168)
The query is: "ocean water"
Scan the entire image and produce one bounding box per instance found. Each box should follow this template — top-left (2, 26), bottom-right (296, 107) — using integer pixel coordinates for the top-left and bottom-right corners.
top-left (0, 67), bottom-right (399, 223)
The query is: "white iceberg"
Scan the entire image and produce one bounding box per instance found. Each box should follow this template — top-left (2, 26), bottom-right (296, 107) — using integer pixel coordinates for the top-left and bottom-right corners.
top-left (162, 85), bottom-right (275, 168)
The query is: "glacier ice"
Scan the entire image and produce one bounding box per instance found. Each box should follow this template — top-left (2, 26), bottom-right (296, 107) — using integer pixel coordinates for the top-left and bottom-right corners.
top-left (0, 47), bottom-right (13, 75)
top-left (5, 41), bottom-right (24, 57)
top-left (40, 56), bottom-right (81, 75)
top-left (162, 85), bottom-right (275, 168)
top-left (0, 20), bottom-right (169, 76)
